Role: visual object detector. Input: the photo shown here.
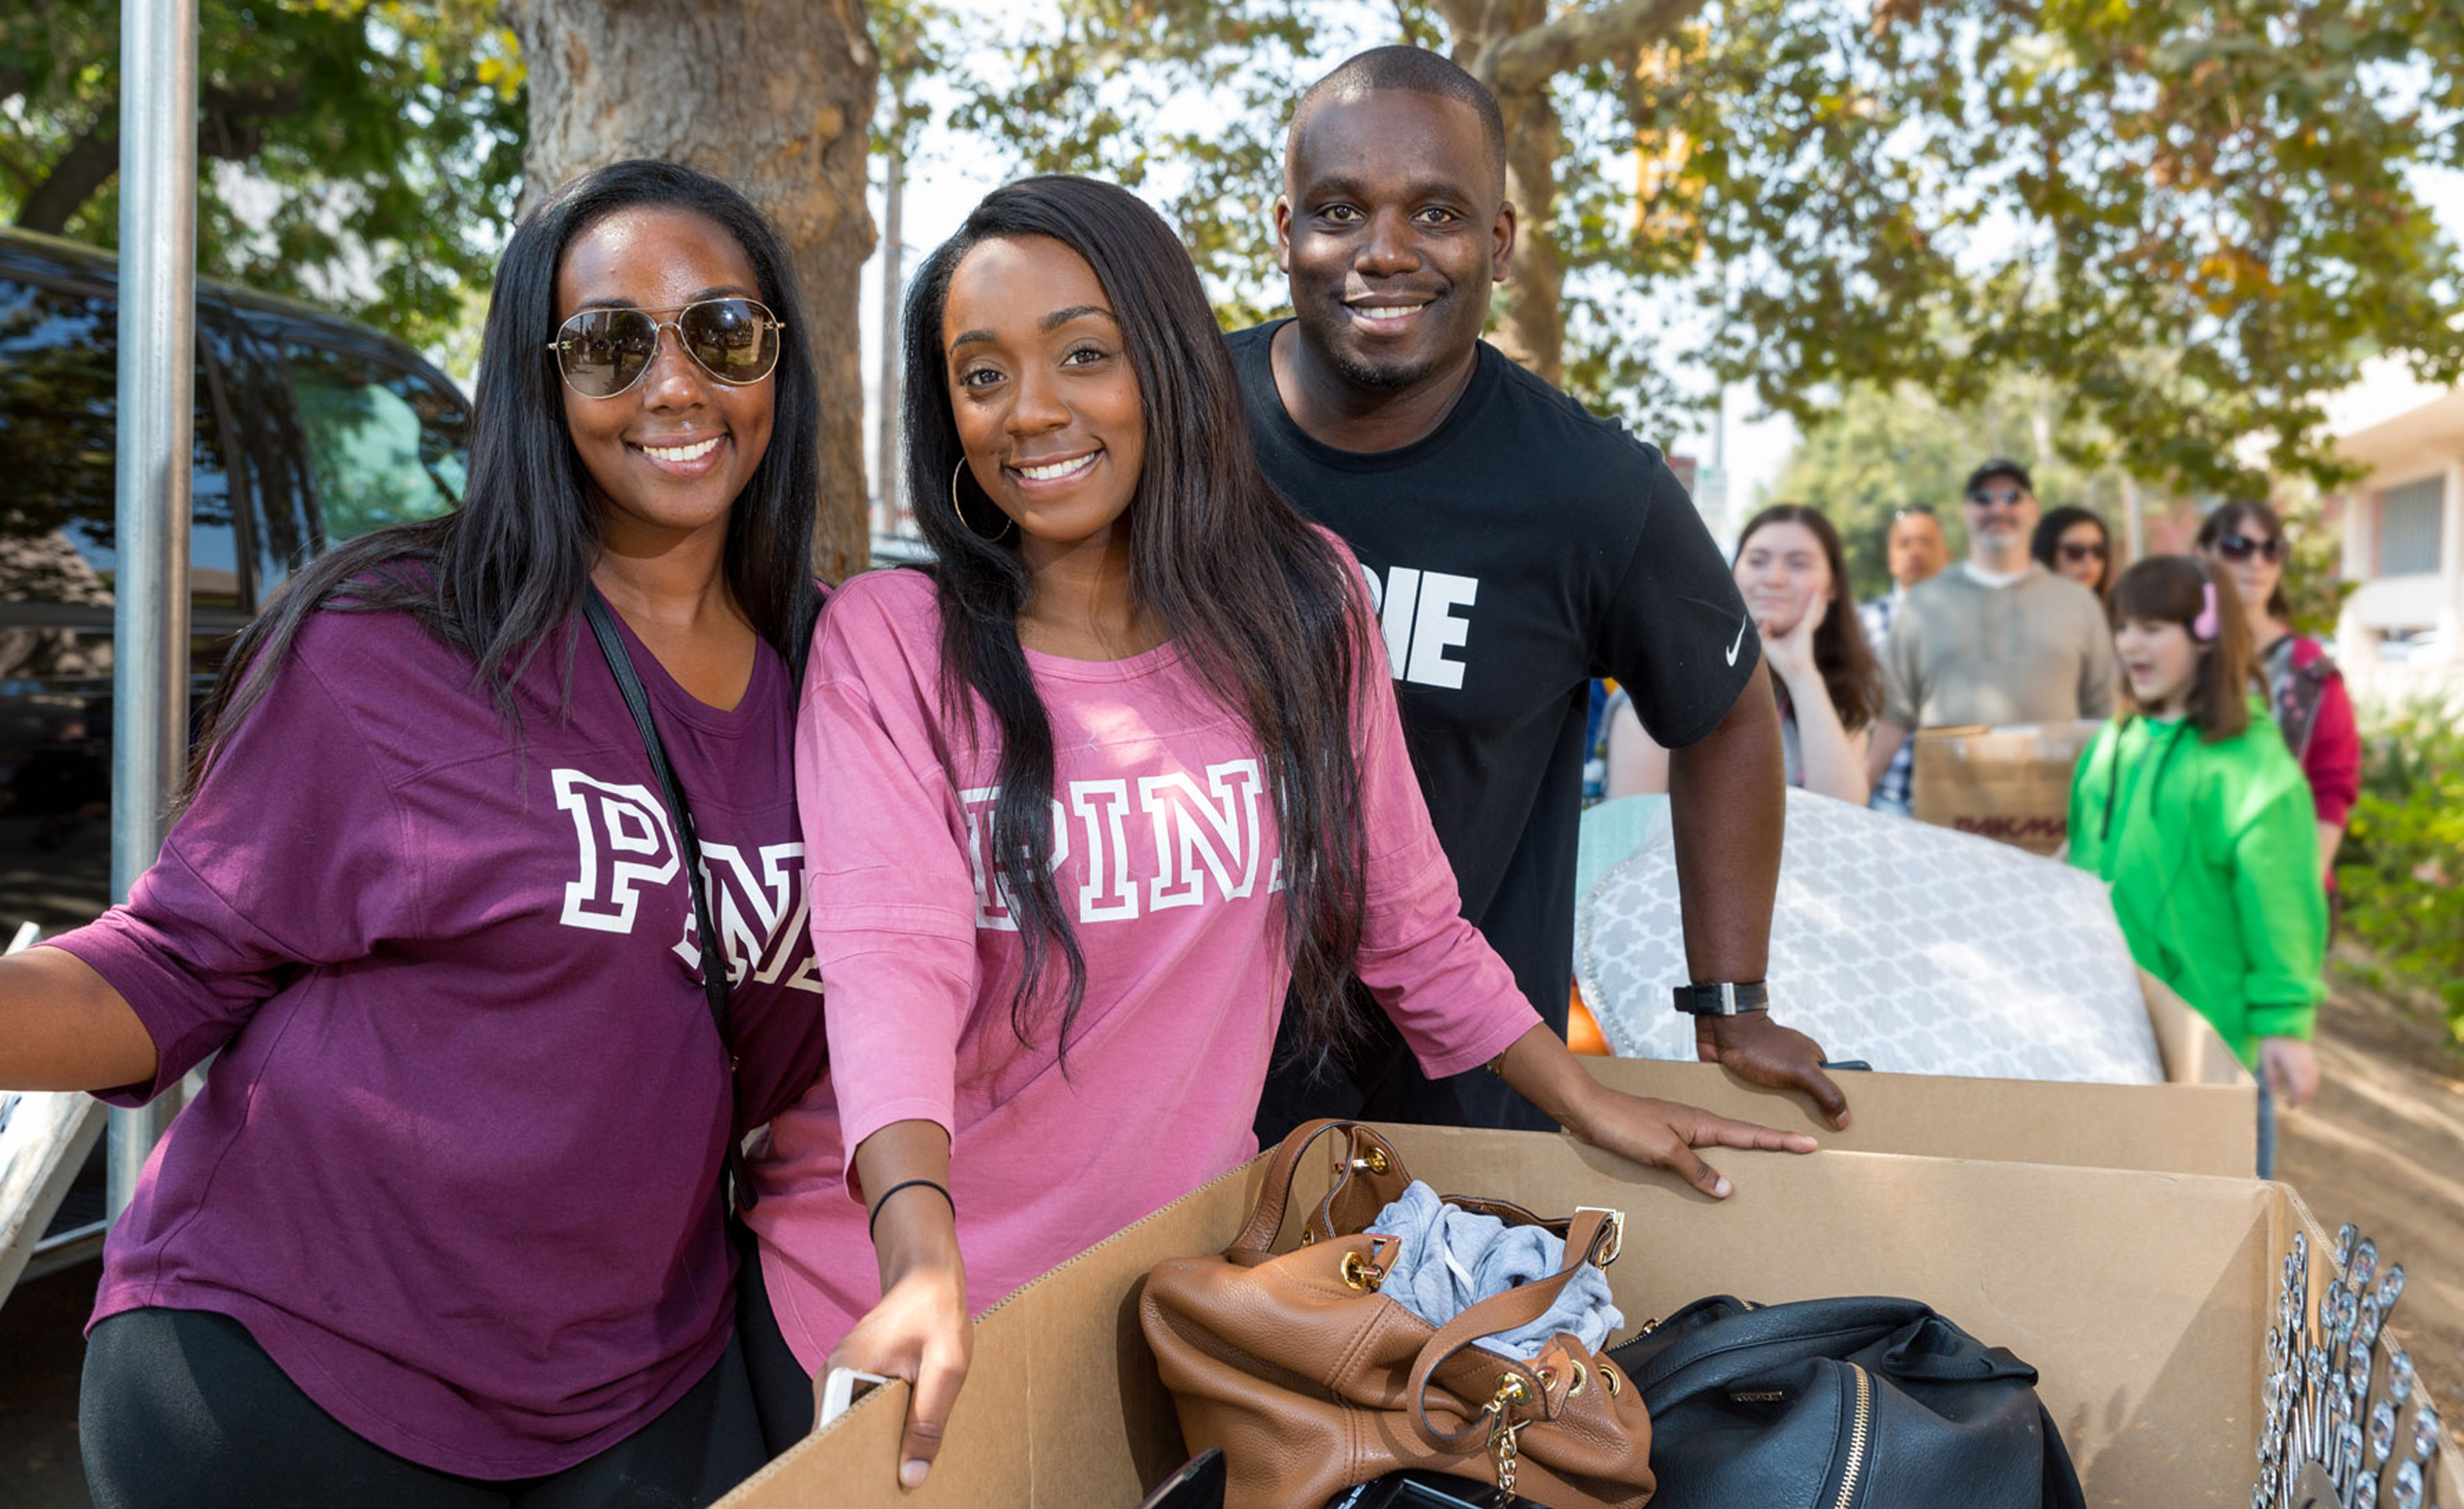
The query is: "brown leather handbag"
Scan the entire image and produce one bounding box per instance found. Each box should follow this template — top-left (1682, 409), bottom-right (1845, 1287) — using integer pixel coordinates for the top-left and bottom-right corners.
top-left (1139, 1121), bottom-right (1655, 1509)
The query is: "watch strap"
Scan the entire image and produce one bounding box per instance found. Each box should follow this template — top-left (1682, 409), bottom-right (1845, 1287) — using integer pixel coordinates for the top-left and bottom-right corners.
top-left (1671, 980), bottom-right (1771, 1017)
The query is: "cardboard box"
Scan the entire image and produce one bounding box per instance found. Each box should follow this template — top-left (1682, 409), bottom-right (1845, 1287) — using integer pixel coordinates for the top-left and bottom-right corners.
top-left (1913, 720), bottom-right (2107, 856)
top-left (718, 1128), bottom-right (2463, 1508)
top-left (1581, 968), bottom-right (2257, 1178)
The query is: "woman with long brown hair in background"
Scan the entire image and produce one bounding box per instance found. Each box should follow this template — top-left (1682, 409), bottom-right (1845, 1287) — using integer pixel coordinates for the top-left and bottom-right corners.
top-left (1607, 503), bottom-right (1882, 805)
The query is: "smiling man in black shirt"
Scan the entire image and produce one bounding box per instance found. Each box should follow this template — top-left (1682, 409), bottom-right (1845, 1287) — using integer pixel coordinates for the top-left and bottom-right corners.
top-left (1242, 45), bottom-right (1850, 1138)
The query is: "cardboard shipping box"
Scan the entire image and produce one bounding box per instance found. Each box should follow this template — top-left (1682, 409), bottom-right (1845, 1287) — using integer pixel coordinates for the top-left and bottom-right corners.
top-left (1913, 720), bottom-right (2107, 856)
top-left (1583, 968), bottom-right (2258, 1178)
top-left (720, 1128), bottom-right (2461, 1508)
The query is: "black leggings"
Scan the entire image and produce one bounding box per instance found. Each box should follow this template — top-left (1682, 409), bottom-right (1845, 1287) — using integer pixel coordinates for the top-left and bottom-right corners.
top-left (732, 1218), bottom-right (818, 1451)
top-left (81, 1307), bottom-right (765, 1509)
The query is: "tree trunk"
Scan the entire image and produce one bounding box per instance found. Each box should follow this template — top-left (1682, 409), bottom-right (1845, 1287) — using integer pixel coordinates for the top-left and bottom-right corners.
top-left (1446, 0), bottom-right (1716, 390)
top-left (1461, 6), bottom-right (1570, 388)
top-left (1489, 75), bottom-right (1566, 386)
top-left (509, 0), bottom-right (878, 582)
top-left (876, 128), bottom-right (905, 533)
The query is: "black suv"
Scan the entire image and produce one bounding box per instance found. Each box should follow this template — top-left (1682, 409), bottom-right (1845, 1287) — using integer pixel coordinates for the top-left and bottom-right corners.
top-left (0, 227), bottom-right (471, 933)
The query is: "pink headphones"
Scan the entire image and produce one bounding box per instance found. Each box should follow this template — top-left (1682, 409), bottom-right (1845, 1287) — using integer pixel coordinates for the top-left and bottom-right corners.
top-left (2190, 564), bottom-right (2220, 643)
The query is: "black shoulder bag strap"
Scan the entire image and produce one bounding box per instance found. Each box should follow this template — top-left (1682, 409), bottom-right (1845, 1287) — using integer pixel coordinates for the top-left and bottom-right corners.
top-left (580, 591), bottom-right (755, 1213)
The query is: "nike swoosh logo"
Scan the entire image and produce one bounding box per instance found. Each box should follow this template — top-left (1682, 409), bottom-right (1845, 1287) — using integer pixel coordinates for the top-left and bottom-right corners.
top-left (1725, 616), bottom-right (1749, 667)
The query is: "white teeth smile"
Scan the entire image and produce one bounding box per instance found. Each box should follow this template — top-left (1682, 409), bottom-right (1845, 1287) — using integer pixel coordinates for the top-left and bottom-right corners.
top-left (1016, 454), bottom-right (1096, 482)
top-left (641, 437), bottom-right (720, 462)
top-left (1355, 305), bottom-right (1422, 319)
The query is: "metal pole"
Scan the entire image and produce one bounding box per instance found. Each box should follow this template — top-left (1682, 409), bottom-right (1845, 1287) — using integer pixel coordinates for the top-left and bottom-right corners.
top-left (107, 0), bottom-right (198, 1218)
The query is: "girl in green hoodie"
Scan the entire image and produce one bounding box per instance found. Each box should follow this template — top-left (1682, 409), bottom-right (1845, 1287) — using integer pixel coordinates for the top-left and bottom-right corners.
top-left (2068, 556), bottom-right (2325, 1176)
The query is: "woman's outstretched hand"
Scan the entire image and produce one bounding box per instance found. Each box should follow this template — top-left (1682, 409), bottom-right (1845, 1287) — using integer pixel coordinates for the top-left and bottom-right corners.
top-left (1492, 1023), bottom-right (1818, 1199)
top-left (1566, 1087), bottom-right (1819, 1200)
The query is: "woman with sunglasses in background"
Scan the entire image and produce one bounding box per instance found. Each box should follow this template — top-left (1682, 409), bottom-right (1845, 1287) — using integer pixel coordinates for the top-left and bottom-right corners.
top-left (0, 160), bottom-right (829, 1507)
top-left (2195, 503), bottom-right (2360, 897)
top-left (735, 175), bottom-right (1816, 1488)
top-left (2032, 505), bottom-right (2115, 600)
top-left (2068, 557), bottom-right (2324, 1176)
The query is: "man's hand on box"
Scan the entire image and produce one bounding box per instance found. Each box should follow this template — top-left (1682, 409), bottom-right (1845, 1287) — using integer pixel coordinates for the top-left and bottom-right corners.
top-left (1696, 1012), bottom-right (1852, 1130)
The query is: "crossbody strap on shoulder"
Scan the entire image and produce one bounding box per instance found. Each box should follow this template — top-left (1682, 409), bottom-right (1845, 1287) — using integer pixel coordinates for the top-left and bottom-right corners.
top-left (581, 591), bottom-right (755, 1213)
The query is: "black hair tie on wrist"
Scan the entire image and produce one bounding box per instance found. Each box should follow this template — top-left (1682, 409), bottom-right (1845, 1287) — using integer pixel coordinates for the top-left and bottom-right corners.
top-left (866, 1178), bottom-right (956, 1245)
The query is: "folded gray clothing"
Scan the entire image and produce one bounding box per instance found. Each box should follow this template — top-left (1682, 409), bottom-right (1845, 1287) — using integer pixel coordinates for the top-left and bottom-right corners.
top-left (1367, 1181), bottom-right (1623, 1360)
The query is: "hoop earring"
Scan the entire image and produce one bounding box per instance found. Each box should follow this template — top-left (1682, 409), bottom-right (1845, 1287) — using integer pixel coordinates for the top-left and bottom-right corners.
top-left (951, 459), bottom-right (1015, 543)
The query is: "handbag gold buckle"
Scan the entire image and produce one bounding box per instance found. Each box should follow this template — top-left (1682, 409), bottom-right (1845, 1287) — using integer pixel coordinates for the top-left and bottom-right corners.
top-left (1334, 1145), bottom-right (1391, 1178)
top-left (1341, 1250), bottom-right (1386, 1292)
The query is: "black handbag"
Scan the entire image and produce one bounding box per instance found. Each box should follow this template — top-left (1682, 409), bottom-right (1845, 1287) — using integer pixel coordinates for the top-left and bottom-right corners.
top-left (1607, 1296), bottom-right (2087, 1509)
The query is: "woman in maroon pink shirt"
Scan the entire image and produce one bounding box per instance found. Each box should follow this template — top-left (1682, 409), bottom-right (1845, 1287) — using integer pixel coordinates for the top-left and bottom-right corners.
top-left (742, 175), bottom-right (1819, 1491)
top-left (0, 162), bottom-right (827, 1506)
top-left (2196, 502), bottom-right (2362, 894)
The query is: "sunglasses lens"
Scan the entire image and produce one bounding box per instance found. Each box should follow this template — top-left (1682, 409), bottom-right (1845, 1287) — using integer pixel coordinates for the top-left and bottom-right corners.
top-left (2218, 532), bottom-right (2287, 564)
top-left (556, 310), bottom-right (656, 397)
top-left (681, 299), bottom-right (779, 385)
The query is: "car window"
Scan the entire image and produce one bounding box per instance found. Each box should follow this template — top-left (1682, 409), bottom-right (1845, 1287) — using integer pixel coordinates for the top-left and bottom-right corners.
top-left (282, 342), bottom-right (467, 544)
top-left (0, 276), bottom-right (243, 613)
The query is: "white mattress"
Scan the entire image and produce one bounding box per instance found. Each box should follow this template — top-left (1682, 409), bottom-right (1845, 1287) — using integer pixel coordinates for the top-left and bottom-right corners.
top-left (1576, 789), bottom-right (2164, 1084)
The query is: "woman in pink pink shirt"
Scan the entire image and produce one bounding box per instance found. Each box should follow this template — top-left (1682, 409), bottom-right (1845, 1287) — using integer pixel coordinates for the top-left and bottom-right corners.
top-left (739, 176), bottom-right (1813, 1482)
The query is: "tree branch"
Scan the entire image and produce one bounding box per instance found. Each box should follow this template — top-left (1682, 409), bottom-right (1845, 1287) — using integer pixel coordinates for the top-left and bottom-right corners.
top-left (1430, 0), bottom-right (1484, 44)
top-left (1484, 0), bottom-right (1712, 94)
top-left (200, 80), bottom-right (304, 163)
top-left (15, 123), bottom-right (117, 235)
top-left (11, 80), bottom-right (306, 235)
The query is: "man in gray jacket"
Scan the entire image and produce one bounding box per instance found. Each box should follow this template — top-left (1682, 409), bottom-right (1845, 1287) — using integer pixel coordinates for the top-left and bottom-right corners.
top-left (1863, 460), bottom-right (2114, 794)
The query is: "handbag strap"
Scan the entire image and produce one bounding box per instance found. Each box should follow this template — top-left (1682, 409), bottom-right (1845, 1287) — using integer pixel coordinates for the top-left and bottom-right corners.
top-left (1227, 1118), bottom-right (1399, 1262)
top-left (1406, 1206), bottom-right (1620, 1449)
top-left (581, 592), bottom-right (754, 1213)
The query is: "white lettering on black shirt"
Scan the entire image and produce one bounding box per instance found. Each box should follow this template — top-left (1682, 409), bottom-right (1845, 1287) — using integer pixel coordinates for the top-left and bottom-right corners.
top-left (1360, 564), bottom-right (1480, 691)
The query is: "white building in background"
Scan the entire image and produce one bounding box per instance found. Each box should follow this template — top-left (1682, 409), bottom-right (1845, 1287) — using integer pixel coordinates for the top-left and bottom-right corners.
top-left (2334, 386), bottom-right (2464, 707)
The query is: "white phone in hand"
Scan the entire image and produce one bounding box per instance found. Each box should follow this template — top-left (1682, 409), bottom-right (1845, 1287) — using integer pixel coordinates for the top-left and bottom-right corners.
top-left (818, 1366), bottom-right (894, 1427)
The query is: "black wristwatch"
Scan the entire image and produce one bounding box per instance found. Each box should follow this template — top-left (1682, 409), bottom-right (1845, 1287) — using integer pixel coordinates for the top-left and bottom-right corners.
top-left (1671, 980), bottom-right (1770, 1017)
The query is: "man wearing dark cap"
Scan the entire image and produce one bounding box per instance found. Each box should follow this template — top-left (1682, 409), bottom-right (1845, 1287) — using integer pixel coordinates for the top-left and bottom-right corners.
top-left (1234, 44), bottom-right (1851, 1140)
top-left (1863, 459), bottom-right (2115, 795)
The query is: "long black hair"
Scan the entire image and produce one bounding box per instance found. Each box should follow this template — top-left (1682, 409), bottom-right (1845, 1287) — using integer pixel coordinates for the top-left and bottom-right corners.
top-left (187, 160), bottom-right (823, 791)
top-left (902, 174), bottom-right (1372, 1060)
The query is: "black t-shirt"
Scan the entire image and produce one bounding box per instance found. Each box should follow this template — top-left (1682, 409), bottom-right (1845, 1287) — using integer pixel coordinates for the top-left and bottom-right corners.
top-left (1233, 320), bottom-right (1760, 1129)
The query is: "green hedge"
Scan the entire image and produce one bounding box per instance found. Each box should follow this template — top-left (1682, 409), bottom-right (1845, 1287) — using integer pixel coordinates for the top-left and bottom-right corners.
top-left (2338, 700), bottom-right (2464, 1041)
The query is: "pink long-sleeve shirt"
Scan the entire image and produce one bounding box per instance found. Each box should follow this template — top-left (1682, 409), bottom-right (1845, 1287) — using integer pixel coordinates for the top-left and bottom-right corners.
top-left (745, 565), bottom-right (1541, 1370)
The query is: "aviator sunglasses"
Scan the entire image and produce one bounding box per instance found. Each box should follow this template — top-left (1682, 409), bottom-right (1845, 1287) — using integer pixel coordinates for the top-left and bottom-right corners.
top-left (1965, 486), bottom-right (2028, 508)
top-left (2059, 540), bottom-right (2107, 564)
top-left (2212, 530), bottom-right (2291, 565)
top-left (547, 297), bottom-right (785, 398)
